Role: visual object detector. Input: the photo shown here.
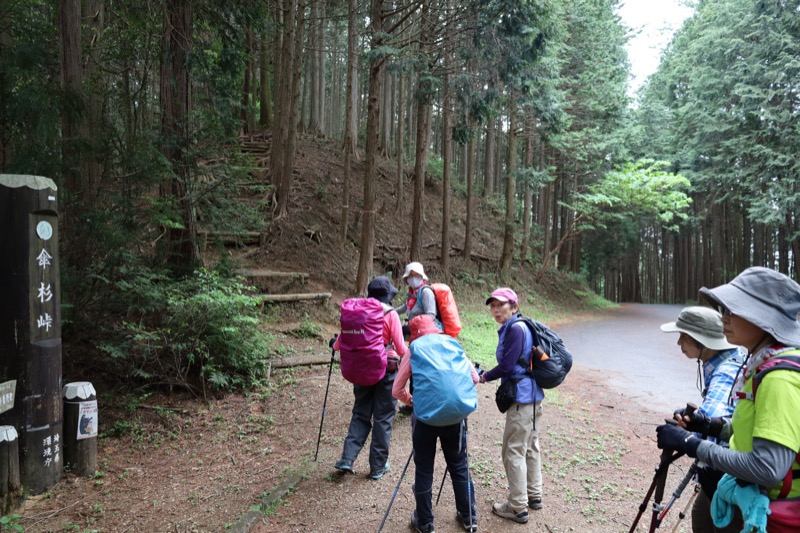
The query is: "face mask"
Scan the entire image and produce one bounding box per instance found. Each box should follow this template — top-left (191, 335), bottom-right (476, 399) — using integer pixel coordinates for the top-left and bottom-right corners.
top-left (408, 276), bottom-right (423, 289)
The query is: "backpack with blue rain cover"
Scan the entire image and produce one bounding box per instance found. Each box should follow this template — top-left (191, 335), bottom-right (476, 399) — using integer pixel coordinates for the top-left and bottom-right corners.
top-left (508, 317), bottom-right (573, 389)
top-left (410, 334), bottom-right (477, 426)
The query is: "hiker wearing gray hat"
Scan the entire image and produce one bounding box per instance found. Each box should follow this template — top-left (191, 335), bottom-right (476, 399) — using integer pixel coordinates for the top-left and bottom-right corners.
top-left (661, 306), bottom-right (745, 532)
top-left (656, 268), bottom-right (800, 531)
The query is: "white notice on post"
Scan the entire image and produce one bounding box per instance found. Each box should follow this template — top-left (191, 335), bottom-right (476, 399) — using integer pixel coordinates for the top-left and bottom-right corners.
top-left (77, 401), bottom-right (98, 440)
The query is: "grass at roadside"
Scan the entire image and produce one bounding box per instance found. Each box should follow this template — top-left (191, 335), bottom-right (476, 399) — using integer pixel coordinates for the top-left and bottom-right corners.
top-left (456, 283), bottom-right (616, 370)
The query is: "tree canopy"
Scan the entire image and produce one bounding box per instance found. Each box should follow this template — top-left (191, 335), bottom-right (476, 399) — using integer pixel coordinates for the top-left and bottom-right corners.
top-left (1, 0), bottom-right (798, 391)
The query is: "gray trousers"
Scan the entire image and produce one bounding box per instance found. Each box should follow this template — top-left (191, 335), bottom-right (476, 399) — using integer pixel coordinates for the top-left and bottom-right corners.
top-left (340, 370), bottom-right (397, 472)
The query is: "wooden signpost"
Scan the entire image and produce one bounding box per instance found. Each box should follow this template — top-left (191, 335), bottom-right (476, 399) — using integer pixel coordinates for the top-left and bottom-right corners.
top-left (63, 382), bottom-right (97, 476)
top-left (0, 175), bottom-right (63, 494)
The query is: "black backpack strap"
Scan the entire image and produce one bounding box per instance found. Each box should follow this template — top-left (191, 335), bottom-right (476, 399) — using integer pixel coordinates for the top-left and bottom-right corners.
top-left (507, 316), bottom-right (537, 376)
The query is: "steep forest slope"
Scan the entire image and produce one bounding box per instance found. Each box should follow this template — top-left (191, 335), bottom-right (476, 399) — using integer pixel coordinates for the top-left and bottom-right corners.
top-left (227, 131), bottom-right (590, 310)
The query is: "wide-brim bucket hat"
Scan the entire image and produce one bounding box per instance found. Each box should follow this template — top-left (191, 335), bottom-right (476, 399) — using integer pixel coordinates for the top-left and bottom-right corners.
top-left (402, 261), bottom-right (428, 281)
top-left (660, 306), bottom-right (738, 350)
top-left (699, 267), bottom-right (800, 347)
top-left (367, 275), bottom-right (399, 304)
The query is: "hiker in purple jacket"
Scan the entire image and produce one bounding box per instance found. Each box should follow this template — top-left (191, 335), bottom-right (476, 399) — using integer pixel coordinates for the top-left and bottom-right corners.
top-left (479, 287), bottom-right (544, 524)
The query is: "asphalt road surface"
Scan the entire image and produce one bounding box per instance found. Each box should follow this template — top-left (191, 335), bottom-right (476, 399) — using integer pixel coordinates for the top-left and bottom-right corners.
top-left (557, 303), bottom-right (706, 416)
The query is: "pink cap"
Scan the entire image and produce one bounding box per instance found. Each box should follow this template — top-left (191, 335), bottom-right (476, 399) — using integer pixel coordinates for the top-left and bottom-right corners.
top-left (485, 288), bottom-right (518, 305)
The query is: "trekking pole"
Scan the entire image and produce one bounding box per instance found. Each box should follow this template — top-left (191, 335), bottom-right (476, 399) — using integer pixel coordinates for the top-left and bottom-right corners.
top-left (314, 347), bottom-right (336, 462)
top-left (648, 447), bottom-right (676, 533)
top-left (464, 417), bottom-right (475, 533)
top-left (655, 459), bottom-right (700, 526)
top-left (377, 448), bottom-right (414, 533)
top-left (435, 466), bottom-right (448, 506)
top-left (629, 448), bottom-right (674, 532)
top-left (628, 404), bottom-right (695, 533)
top-left (645, 403), bottom-right (696, 533)
top-left (652, 402), bottom-right (701, 529)
top-left (670, 483), bottom-right (700, 533)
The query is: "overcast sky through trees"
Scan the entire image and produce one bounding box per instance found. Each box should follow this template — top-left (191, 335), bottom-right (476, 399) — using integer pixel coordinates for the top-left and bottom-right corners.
top-left (617, 0), bottom-right (694, 96)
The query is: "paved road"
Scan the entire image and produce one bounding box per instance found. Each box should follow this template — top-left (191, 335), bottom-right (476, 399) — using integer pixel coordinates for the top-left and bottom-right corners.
top-left (556, 303), bottom-right (706, 415)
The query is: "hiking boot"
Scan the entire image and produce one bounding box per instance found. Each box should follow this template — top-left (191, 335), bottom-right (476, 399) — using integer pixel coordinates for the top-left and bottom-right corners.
top-left (334, 459), bottom-right (353, 473)
top-left (410, 510), bottom-right (435, 533)
top-left (369, 462), bottom-right (391, 480)
top-left (456, 513), bottom-right (478, 532)
top-left (491, 502), bottom-right (528, 524)
top-left (528, 497), bottom-right (543, 510)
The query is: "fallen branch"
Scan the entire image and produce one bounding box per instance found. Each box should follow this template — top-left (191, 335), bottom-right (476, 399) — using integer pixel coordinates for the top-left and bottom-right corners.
top-left (24, 496), bottom-right (88, 528)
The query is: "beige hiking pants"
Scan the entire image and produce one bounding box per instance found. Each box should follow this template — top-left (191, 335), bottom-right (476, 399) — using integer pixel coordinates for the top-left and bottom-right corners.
top-left (502, 401), bottom-right (543, 511)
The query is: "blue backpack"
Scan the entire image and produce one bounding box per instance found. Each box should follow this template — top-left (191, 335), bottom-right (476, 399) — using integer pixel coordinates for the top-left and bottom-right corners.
top-left (410, 334), bottom-right (478, 426)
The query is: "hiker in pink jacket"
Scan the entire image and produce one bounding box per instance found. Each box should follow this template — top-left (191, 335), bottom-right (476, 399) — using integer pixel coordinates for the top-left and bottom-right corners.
top-left (332, 276), bottom-right (407, 480)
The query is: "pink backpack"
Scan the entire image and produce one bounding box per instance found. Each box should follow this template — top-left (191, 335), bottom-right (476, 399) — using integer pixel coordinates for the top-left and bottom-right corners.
top-left (339, 298), bottom-right (387, 386)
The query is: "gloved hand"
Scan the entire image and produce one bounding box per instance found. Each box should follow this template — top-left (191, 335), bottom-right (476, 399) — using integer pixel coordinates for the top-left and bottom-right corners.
top-left (329, 334), bottom-right (338, 349)
top-left (673, 409), bottom-right (725, 437)
top-left (656, 424), bottom-right (702, 457)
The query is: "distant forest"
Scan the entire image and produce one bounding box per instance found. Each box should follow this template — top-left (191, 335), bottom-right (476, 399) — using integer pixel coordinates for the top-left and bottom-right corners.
top-left (1, 0), bottom-right (798, 304)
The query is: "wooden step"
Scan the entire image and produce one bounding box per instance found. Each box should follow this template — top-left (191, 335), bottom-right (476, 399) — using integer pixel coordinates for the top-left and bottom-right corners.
top-left (240, 145), bottom-right (269, 152)
top-left (198, 230), bottom-right (266, 251)
top-left (270, 353), bottom-right (333, 370)
top-left (257, 292), bottom-right (331, 304)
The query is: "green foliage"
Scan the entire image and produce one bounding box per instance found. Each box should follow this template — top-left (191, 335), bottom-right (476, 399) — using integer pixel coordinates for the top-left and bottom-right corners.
top-left (457, 309), bottom-right (501, 369)
top-left (0, 513), bottom-right (23, 532)
top-left (577, 160), bottom-right (692, 283)
top-left (0, 1), bottom-right (62, 176)
top-left (573, 160), bottom-right (692, 232)
top-left (516, 166), bottom-right (555, 189)
top-left (289, 314), bottom-right (322, 340)
top-left (549, 0), bottom-right (630, 169)
top-left (426, 154), bottom-right (444, 182)
top-left (95, 268), bottom-right (272, 392)
top-left (473, 0), bottom-right (555, 90)
top-left (636, 0), bottom-right (800, 257)
top-left (100, 421), bottom-right (134, 439)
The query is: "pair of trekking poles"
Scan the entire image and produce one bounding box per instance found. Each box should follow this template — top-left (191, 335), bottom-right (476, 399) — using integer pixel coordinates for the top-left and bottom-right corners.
top-left (378, 419), bottom-right (475, 532)
top-left (314, 347), bottom-right (476, 532)
top-left (629, 403), bottom-right (701, 533)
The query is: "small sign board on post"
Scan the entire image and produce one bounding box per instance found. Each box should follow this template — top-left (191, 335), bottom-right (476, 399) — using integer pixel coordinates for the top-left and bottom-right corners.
top-left (76, 401), bottom-right (98, 440)
top-left (0, 381), bottom-right (16, 415)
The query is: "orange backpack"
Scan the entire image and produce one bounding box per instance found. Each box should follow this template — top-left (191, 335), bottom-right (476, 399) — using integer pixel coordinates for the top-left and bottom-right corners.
top-left (418, 283), bottom-right (462, 338)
